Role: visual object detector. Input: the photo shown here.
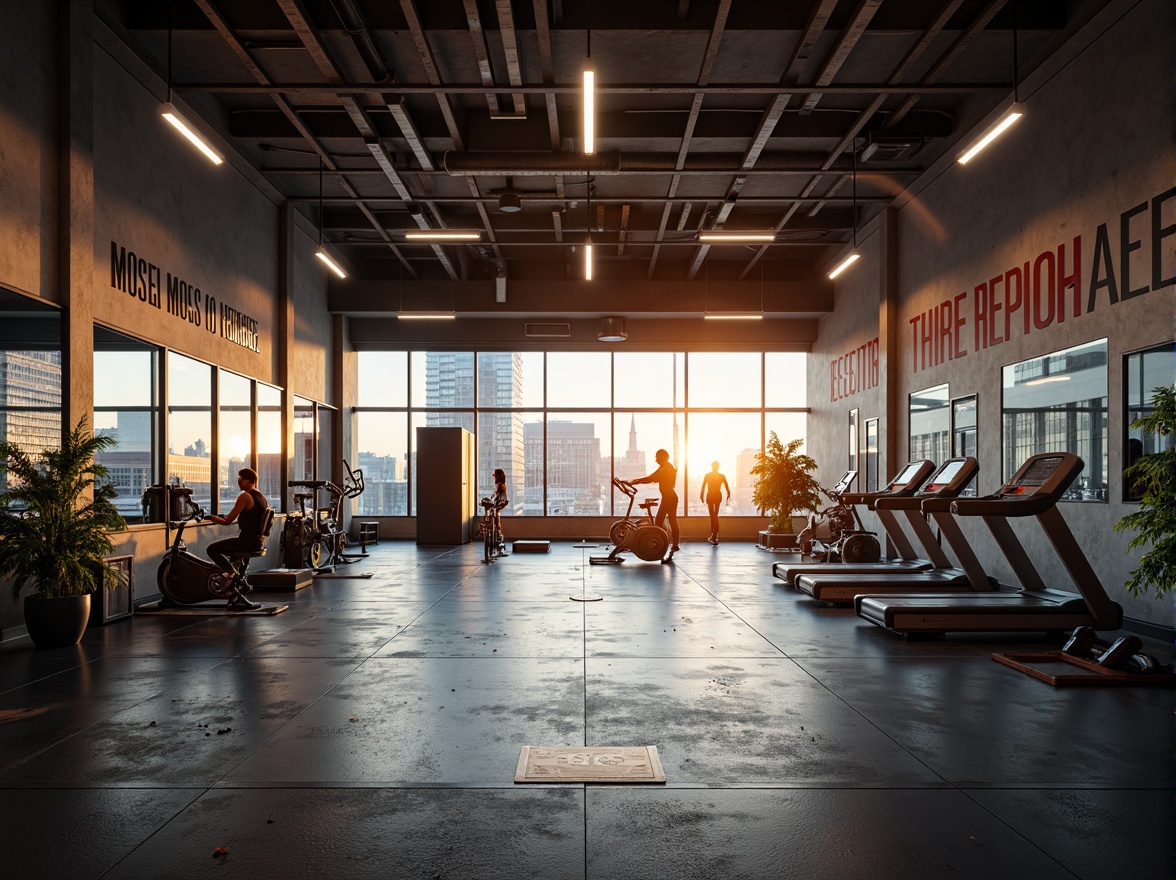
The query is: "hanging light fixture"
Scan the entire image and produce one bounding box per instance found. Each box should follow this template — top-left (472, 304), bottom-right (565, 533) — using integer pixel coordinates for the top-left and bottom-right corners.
top-left (582, 4), bottom-right (595, 155)
top-left (160, 1), bottom-right (223, 165)
top-left (403, 230), bottom-right (482, 242)
top-left (314, 158), bottom-right (347, 278)
top-left (828, 144), bottom-right (860, 279)
top-left (958, 1), bottom-right (1024, 165)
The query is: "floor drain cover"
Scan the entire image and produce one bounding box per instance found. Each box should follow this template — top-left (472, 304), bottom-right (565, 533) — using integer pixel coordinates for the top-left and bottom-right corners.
top-left (514, 746), bottom-right (665, 783)
top-left (569, 593), bottom-right (603, 602)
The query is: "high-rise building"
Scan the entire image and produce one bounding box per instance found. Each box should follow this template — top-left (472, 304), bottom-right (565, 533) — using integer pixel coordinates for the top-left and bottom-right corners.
top-left (529, 420), bottom-right (602, 515)
top-left (0, 349), bottom-right (62, 457)
top-left (426, 352), bottom-right (525, 513)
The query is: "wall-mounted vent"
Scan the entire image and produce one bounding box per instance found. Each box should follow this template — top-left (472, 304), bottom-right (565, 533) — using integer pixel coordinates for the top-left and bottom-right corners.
top-left (525, 322), bottom-right (572, 338)
top-left (859, 132), bottom-right (925, 163)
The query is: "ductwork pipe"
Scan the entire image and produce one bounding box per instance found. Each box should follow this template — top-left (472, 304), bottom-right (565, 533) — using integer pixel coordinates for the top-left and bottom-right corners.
top-left (442, 151), bottom-right (864, 176)
top-left (329, 0), bottom-right (389, 83)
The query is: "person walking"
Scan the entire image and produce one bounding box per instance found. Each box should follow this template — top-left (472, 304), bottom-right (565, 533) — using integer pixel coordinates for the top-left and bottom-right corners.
top-left (633, 448), bottom-right (680, 562)
top-left (700, 460), bottom-right (731, 544)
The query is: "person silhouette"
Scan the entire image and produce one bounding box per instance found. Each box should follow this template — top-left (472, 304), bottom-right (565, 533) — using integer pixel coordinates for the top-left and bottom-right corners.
top-left (700, 460), bottom-right (731, 544)
top-left (633, 448), bottom-right (680, 562)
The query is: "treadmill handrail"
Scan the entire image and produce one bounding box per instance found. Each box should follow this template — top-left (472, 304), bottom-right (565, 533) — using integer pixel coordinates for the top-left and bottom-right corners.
top-left (949, 494), bottom-right (1054, 517)
top-left (874, 496), bottom-right (924, 511)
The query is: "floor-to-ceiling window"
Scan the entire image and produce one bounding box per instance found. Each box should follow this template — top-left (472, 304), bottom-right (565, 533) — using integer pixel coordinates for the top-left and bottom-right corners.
top-left (0, 291), bottom-right (61, 489)
top-left (353, 350), bottom-right (808, 517)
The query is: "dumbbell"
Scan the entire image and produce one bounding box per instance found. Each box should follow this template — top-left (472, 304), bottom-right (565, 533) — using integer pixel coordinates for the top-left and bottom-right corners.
top-left (1061, 626), bottom-right (1098, 657)
top-left (1095, 635), bottom-right (1144, 670)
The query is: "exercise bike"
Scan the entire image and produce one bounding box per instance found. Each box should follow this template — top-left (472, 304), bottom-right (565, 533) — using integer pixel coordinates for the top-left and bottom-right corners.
top-left (156, 496), bottom-right (275, 610)
top-left (796, 471), bottom-right (880, 563)
top-left (590, 478), bottom-right (670, 565)
top-left (284, 460), bottom-right (365, 572)
top-left (479, 497), bottom-right (508, 564)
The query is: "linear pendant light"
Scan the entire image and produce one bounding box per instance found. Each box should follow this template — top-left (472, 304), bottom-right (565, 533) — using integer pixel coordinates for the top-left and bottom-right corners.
top-left (160, 2), bottom-right (222, 165)
top-left (404, 230), bottom-right (481, 242)
top-left (828, 143), bottom-right (859, 279)
top-left (314, 158), bottom-right (347, 278)
top-left (582, 4), bottom-right (595, 155)
top-left (698, 231), bottom-right (776, 243)
top-left (958, 2), bottom-right (1024, 165)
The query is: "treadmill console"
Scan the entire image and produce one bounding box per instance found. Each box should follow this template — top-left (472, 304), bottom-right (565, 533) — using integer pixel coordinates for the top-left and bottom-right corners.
top-left (998, 453), bottom-right (1082, 497)
top-left (885, 461), bottom-right (932, 492)
top-left (917, 457), bottom-right (978, 496)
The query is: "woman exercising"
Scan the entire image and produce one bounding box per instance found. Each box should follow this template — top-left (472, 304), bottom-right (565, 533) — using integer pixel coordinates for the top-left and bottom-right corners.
top-left (206, 467), bottom-right (268, 583)
top-left (633, 448), bottom-right (680, 562)
top-left (700, 461), bottom-right (731, 544)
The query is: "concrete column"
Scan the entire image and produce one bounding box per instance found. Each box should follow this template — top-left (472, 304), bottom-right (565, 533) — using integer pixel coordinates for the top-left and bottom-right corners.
top-left (278, 203), bottom-right (295, 513)
top-left (333, 313), bottom-right (356, 531)
top-left (877, 207), bottom-right (900, 478)
top-left (58, 0), bottom-right (95, 438)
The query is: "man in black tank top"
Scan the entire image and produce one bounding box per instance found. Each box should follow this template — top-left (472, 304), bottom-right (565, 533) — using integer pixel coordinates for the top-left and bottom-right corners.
top-left (207, 467), bottom-right (268, 576)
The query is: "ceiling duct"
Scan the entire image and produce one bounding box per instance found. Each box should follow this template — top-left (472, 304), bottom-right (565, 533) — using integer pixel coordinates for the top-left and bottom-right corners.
top-left (859, 132), bottom-right (925, 163)
top-left (525, 322), bottom-right (571, 338)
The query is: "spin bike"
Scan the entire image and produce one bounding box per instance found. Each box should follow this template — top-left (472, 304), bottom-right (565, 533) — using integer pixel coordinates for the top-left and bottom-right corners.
top-left (590, 478), bottom-right (670, 564)
top-left (796, 471), bottom-right (880, 564)
top-left (156, 496), bottom-right (275, 609)
top-left (284, 460), bottom-right (365, 572)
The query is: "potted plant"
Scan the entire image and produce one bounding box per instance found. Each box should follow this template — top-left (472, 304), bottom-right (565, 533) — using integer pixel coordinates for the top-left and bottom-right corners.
top-left (0, 419), bottom-right (126, 649)
top-left (1113, 385), bottom-right (1175, 599)
top-left (750, 431), bottom-right (821, 550)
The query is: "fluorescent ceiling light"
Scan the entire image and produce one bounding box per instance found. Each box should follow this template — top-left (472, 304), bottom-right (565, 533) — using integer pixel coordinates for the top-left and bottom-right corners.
top-left (160, 103), bottom-right (224, 166)
top-left (698, 232), bottom-right (776, 243)
top-left (582, 65), bottom-right (595, 154)
top-left (827, 252), bottom-right (860, 279)
top-left (584, 238), bottom-right (593, 281)
top-left (957, 103), bottom-right (1024, 165)
top-left (397, 311), bottom-right (457, 320)
top-left (404, 230), bottom-right (481, 241)
top-left (314, 248), bottom-right (347, 278)
top-left (704, 313), bottom-right (763, 320)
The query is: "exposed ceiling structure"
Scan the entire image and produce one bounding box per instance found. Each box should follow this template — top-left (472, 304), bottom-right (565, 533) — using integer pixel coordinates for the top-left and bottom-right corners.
top-left (103, 0), bottom-right (1110, 319)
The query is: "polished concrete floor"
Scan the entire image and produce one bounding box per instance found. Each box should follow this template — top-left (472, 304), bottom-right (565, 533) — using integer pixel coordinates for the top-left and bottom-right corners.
top-left (1, 542), bottom-right (1172, 879)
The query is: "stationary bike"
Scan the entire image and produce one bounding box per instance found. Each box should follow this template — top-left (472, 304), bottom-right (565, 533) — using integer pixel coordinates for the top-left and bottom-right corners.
top-left (157, 496), bottom-right (275, 609)
top-left (284, 461), bottom-right (365, 571)
top-left (479, 497), bottom-right (508, 564)
top-left (590, 478), bottom-right (670, 564)
top-left (796, 472), bottom-right (880, 563)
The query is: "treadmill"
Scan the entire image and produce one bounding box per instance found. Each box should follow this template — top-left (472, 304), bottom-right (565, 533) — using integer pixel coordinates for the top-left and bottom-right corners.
top-left (771, 459), bottom-right (935, 587)
top-left (856, 452), bottom-right (1123, 635)
top-left (793, 457), bottom-right (982, 604)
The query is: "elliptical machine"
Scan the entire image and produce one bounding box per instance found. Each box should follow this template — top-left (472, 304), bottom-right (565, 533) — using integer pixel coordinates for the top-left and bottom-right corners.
top-left (156, 495), bottom-right (275, 610)
top-left (590, 478), bottom-right (670, 564)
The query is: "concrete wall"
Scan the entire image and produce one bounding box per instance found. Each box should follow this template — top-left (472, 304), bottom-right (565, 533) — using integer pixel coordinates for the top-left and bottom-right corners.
top-left (809, 0), bottom-right (1175, 629)
top-left (0, 1), bottom-right (58, 301)
top-left (0, 5), bottom-right (334, 639)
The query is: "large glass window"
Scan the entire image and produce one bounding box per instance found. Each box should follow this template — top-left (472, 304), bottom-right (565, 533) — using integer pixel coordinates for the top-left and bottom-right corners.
top-left (219, 370), bottom-right (252, 511)
top-left (293, 396), bottom-right (315, 483)
top-left (167, 352), bottom-right (212, 511)
top-left (94, 331), bottom-right (157, 522)
top-left (1002, 339), bottom-right (1108, 501)
top-left (355, 411), bottom-right (408, 516)
top-left (951, 395), bottom-right (978, 497)
top-left (909, 383), bottom-right (949, 464)
top-left (0, 293), bottom-right (61, 490)
top-left (685, 411), bottom-right (759, 516)
top-left (257, 383), bottom-right (283, 503)
top-left (353, 351), bottom-right (808, 516)
top-left (864, 418), bottom-right (879, 492)
top-left (1123, 343), bottom-right (1175, 502)
top-left (688, 352), bottom-right (761, 408)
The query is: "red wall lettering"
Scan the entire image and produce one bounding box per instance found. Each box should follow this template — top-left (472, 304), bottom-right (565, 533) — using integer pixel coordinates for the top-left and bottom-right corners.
top-left (829, 337), bottom-right (880, 402)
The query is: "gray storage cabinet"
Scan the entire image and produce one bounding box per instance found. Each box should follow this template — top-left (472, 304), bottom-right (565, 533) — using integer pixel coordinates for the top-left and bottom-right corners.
top-left (415, 426), bottom-right (477, 544)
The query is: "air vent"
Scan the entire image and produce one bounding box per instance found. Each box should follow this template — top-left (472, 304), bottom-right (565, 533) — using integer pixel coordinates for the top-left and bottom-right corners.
top-left (525, 322), bottom-right (572, 338)
top-left (859, 133), bottom-right (925, 163)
